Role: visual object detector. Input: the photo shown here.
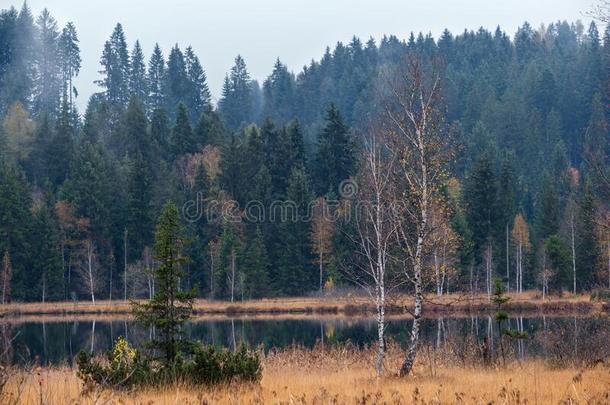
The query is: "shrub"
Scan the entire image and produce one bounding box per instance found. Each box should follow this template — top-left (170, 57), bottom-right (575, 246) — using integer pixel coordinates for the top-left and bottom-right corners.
top-left (189, 344), bottom-right (261, 385)
top-left (77, 337), bottom-right (261, 389)
top-left (76, 337), bottom-right (151, 388)
top-left (590, 289), bottom-right (610, 301)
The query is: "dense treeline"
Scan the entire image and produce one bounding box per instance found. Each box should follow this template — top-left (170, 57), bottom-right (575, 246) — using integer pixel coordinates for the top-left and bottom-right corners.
top-left (0, 3), bottom-right (608, 302)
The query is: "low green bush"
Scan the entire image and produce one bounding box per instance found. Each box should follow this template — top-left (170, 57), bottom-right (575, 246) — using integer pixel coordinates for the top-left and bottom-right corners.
top-left (76, 337), bottom-right (261, 389)
top-left (76, 337), bottom-right (151, 388)
top-left (590, 289), bottom-right (610, 301)
top-left (188, 344), bottom-right (261, 384)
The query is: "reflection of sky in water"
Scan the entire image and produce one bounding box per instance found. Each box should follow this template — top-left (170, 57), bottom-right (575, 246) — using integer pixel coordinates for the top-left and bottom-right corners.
top-left (1, 316), bottom-right (607, 366)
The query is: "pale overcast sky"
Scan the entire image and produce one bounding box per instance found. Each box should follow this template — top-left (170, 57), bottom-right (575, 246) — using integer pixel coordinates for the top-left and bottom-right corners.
top-left (13, 0), bottom-right (595, 111)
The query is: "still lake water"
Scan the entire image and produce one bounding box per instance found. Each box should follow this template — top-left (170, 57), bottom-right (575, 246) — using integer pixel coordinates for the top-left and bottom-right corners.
top-left (1, 315), bottom-right (608, 365)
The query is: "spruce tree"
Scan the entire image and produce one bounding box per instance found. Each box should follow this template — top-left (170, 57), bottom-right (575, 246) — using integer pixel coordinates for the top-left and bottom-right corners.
top-left (0, 163), bottom-right (32, 302)
top-left (170, 103), bottom-right (195, 158)
top-left (218, 55), bottom-right (253, 129)
top-left (279, 166), bottom-right (314, 295)
top-left (150, 107), bottom-right (170, 160)
top-left (58, 22), bottom-right (81, 109)
top-left (30, 193), bottom-right (63, 301)
top-left (243, 226), bottom-right (269, 299)
top-left (121, 96), bottom-right (150, 159)
top-left (184, 46), bottom-right (210, 122)
top-left (314, 104), bottom-right (354, 195)
top-left (46, 99), bottom-right (74, 187)
top-left (576, 180), bottom-right (600, 290)
top-left (33, 9), bottom-right (61, 117)
top-left (133, 202), bottom-right (194, 364)
top-left (165, 45), bottom-right (188, 116)
top-left (262, 59), bottom-right (295, 124)
top-left (464, 151), bottom-right (499, 255)
top-left (129, 40), bottom-right (148, 107)
top-left (535, 173), bottom-right (559, 241)
top-left (98, 23), bottom-right (130, 106)
top-left (126, 153), bottom-right (154, 261)
top-left (147, 43), bottom-right (165, 111)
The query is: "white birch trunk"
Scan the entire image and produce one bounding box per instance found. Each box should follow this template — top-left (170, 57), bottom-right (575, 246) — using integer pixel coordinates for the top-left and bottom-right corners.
top-left (571, 213), bottom-right (576, 294)
top-left (87, 242), bottom-right (95, 304)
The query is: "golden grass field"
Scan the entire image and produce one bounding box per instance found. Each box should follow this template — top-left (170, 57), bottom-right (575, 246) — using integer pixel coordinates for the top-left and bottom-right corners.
top-left (0, 291), bottom-right (604, 321)
top-left (3, 343), bottom-right (610, 404)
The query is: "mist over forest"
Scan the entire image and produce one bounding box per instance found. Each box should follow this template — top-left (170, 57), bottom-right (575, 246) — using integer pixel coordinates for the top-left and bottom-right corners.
top-left (0, 2), bottom-right (608, 303)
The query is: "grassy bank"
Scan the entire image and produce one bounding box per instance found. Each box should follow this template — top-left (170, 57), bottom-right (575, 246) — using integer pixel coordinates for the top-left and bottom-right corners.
top-left (3, 344), bottom-right (609, 404)
top-left (0, 291), bottom-right (605, 320)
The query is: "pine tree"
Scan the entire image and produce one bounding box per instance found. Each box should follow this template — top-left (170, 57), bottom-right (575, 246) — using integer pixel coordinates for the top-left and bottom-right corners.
top-left (33, 8), bottom-right (61, 116)
top-left (133, 202), bottom-right (194, 364)
top-left (97, 23), bottom-right (130, 106)
top-left (0, 163), bottom-right (32, 302)
top-left (2, 3), bottom-right (36, 110)
top-left (184, 46), bottom-right (210, 122)
top-left (46, 99), bottom-right (74, 187)
top-left (150, 107), bottom-right (170, 160)
top-left (170, 103), bottom-right (195, 158)
top-left (129, 40), bottom-right (148, 107)
top-left (243, 226), bottom-right (269, 299)
top-left (497, 153), bottom-right (516, 284)
top-left (58, 22), bottom-right (81, 109)
top-left (194, 108), bottom-right (225, 148)
top-left (219, 133), bottom-right (244, 202)
top-left (464, 152), bottom-right (499, 254)
top-left (285, 119), bottom-right (306, 169)
top-left (165, 45), bottom-right (188, 115)
top-left (121, 96), bottom-right (150, 159)
top-left (126, 153), bottom-right (154, 261)
top-left (576, 180), bottom-right (600, 290)
top-left (219, 55), bottom-right (253, 129)
top-left (314, 104), bottom-right (354, 195)
top-left (30, 193), bottom-right (63, 302)
top-left (262, 59), bottom-right (295, 124)
top-left (147, 43), bottom-right (165, 111)
top-left (279, 166), bottom-right (314, 295)
top-left (535, 173), bottom-right (559, 241)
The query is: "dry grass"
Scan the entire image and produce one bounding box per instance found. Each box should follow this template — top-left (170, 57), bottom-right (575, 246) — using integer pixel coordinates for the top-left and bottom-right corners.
top-left (0, 291), bottom-right (603, 321)
top-left (3, 344), bottom-right (610, 404)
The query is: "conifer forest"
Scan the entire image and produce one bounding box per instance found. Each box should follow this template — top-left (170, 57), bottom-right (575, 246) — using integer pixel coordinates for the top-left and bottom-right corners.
top-left (0, 1), bottom-right (609, 402)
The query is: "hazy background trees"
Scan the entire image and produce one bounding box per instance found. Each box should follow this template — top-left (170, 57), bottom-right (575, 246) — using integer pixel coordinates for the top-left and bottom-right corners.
top-left (0, 2), bottom-right (608, 302)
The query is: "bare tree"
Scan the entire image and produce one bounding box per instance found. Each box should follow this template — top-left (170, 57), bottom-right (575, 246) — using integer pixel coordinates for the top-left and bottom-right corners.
top-left (511, 214), bottom-right (530, 294)
top-left (428, 205), bottom-right (457, 297)
top-left (311, 197), bottom-right (334, 292)
top-left (343, 129), bottom-right (400, 377)
top-left (380, 56), bottom-right (454, 376)
top-left (76, 239), bottom-right (101, 304)
top-left (590, 0), bottom-right (610, 22)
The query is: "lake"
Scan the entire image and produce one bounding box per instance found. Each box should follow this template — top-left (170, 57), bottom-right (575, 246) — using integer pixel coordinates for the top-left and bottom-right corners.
top-left (1, 315), bottom-right (608, 366)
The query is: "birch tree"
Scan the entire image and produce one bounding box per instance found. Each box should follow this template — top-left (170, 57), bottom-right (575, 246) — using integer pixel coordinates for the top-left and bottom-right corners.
top-left (344, 129), bottom-right (399, 377)
top-left (380, 57), bottom-right (455, 376)
top-left (423, 204), bottom-right (458, 297)
top-left (511, 214), bottom-right (530, 294)
top-left (78, 239), bottom-right (101, 304)
top-left (311, 197), bottom-right (334, 292)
